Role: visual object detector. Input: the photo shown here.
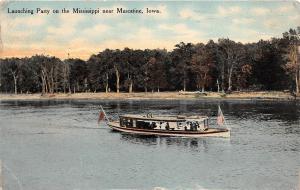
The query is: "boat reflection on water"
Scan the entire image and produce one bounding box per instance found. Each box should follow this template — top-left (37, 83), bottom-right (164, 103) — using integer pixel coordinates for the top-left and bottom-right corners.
top-left (119, 133), bottom-right (229, 152)
top-left (120, 134), bottom-right (159, 146)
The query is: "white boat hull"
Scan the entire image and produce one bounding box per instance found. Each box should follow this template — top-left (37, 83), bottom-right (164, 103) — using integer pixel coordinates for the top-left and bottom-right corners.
top-left (108, 122), bottom-right (230, 138)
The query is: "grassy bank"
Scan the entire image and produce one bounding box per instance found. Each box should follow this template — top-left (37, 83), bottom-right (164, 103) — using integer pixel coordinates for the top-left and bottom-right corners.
top-left (0, 91), bottom-right (299, 101)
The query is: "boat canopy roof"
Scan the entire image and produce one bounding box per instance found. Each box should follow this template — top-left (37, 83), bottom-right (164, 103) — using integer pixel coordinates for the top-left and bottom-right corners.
top-left (120, 114), bottom-right (209, 122)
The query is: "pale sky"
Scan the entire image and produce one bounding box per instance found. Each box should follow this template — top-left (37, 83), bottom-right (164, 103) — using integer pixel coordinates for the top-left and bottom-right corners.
top-left (1, 1), bottom-right (299, 60)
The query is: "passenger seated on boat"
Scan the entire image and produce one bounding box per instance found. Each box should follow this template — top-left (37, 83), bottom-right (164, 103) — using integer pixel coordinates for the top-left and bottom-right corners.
top-left (159, 122), bottom-right (164, 129)
top-left (177, 122), bottom-right (183, 128)
top-left (190, 122), bottom-right (197, 131)
top-left (165, 124), bottom-right (170, 130)
top-left (150, 122), bottom-right (156, 129)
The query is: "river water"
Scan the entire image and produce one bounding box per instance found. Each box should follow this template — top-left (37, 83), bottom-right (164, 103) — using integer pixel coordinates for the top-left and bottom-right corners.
top-left (0, 99), bottom-right (299, 190)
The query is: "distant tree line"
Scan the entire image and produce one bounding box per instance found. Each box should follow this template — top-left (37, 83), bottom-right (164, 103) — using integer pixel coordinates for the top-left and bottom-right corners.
top-left (0, 27), bottom-right (299, 94)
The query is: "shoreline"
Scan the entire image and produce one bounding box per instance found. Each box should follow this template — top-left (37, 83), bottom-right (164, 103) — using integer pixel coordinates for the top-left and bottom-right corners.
top-left (0, 91), bottom-right (299, 101)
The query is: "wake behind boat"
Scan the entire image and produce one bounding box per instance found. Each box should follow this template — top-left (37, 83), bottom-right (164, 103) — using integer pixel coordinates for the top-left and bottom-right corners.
top-left (99, 106), bottom-right (230, 138)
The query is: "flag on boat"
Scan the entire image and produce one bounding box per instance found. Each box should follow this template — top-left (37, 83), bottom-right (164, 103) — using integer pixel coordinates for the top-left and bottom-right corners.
top-left (217, 106), bottom-right (225, 126)
top-left (98, 111), bottom-right (105, 123)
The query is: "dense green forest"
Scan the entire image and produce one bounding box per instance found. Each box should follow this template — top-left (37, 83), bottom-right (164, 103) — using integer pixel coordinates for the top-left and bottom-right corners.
top-left (0, 27), bottom-right (299, 94)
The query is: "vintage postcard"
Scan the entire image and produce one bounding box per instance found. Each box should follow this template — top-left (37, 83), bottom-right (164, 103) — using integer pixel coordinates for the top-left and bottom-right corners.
top-left (0, 0), bottom-right (299, 190)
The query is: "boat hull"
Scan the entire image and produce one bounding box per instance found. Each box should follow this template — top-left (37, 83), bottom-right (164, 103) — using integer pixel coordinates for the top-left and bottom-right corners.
top-left (108, 122), bottom-right (230, 138)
